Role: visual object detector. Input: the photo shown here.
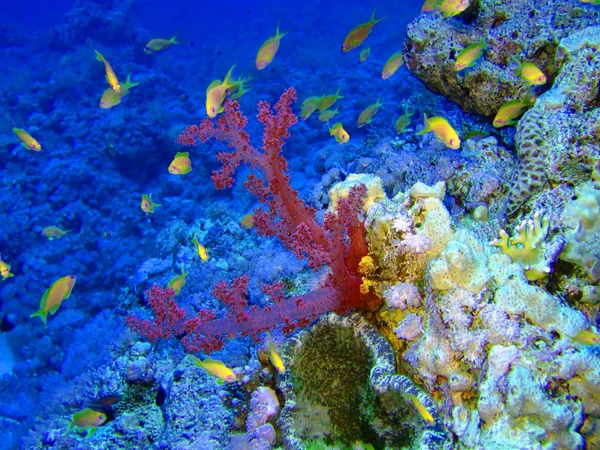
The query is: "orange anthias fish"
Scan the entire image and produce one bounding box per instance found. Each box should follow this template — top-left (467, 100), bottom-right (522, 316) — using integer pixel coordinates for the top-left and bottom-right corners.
top-left (168, 269), bottom-right (188, 296)
top-left (42, 226), bottom-right (70, 240)
top-left (240, 212), bottom-right (255, 229)
top-left (395, 110), bottom-right (414, 134)
top-left (144, 34), bottom-right (179, 54)
top-left (99, 74), bottom-right (139, 109)
top-left (68, 408), bottom-right (107, 438)
top-left (439, 0), bottom-right (470, 17)
top-left (256, 23), bottom-right (288, 70)
top-left (406, 394), bottom-right (435, 425)
top-left (421, 0), bottom-right (440, 12)
top-left (91, 43), bottom-right (121, 93)
top-left (329, 122), bottom-right (350, 144)
top-left (382, 51), bottom-right (404, 79)
top-left (359, 47), bottom-right (371, 64)
top-left (12, 127), bottom-right (41, 151)
top-left (317, 87), bottom-right (343, 112)
top-left (569, 329), bottom-right (600, 345)
top-left (268, 333), bottom-right (285, 375)
top-left (0, 253), bottom-right (14, 280)
top-left (493, 93), bottom-right (535, 128)
top-left (206, 65), bottom-right (236, 118)
top-left (300, 96), bottom-right (321, 120)
top-left (30, 275), bottom-right (76, 325)
top-left (168, 152), bottom-right (192, 175)
top-left (513, 58), bottom-right (547, 85)
top-left (417, 113), bottom-right (461, 149)
top-left (358, 97), bottom-right (384, 128)
top-left (141, 193), bottom-right (161, 214)
top-left (342, 9), bottom-right (384, 52)
top-left (318, 107), bottom-right (339, 122)
top-left (454, 38), bottom-right (487, 71)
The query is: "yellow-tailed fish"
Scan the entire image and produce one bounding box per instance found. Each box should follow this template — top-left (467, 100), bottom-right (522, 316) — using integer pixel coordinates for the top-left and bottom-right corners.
top-left (268, 334), bottom-right (285, 374)
top-left (228, 74), bottom-right (252, 101)
top-left (206, 65), bottom-right (236, 118)
top-left (317, 87), bottom-right (343, 112)
top-left (513, 57), bottom-right (546, 85)
top-left (318, 107), bottom-right (339, 122)
top-left (439, 0), bottom-right (470, 17)
top-left (141, 193), bottom-right (161, 214)
top-left (417, 113), bottom-right (460, 149)
top-left (192, 235), bottom-right (209, 262)
top-left (579, 0), bottom-right (600, 5)
top-left (421, 0), bottom-right (440, 12)
top-left (12, 127), bottom-right (41, 151)
top-left (187, 355), bottom-right (237, 383)
top-left (0, 254), bottom-right (14, 280)
top-left (382, 51), bottom-right (404, 79)
top-left (99, 74), bottom-right (139, 109)
top-left (67, 408), bottom-right (107, 438)
top-left (240, 212), bottom-right (255, 229)
top-left (91, 44), bottom-right (121, 93)
top-left (569, 329), bottom-right (600, 345)
top-left (359, 47), bottom-right (371, 64)
top-left (168, 269), bottom-right (188, 296)
top-left (492, 93), bottom-right (535, 128)
top-left (300, 96), bottom-right (321, 120)
top-left (329, 122), bottom-right (350, 144)
top-left (144, 34), bottom-right (179, 54)
top-left (357, 97), bottom-right (384, 128)
top-left (395, 110), bottom-right (414, 134)
top-left (454, 38), bottom-right (487, 71)
top-left (256, 23), bottom-right (288, 70)
top-left (42, 226), bottom-right (70, 240)
top-left (168, 152), bottom-right (192, 175)
top-left (406, 393), bottom-right (435, 425)
top-left (30, 275), bottom-right (76, 325)
top-left (342, 9), bottom-right (384, 52)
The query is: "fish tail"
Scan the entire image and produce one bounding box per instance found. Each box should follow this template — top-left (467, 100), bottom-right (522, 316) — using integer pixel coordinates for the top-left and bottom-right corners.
top-left (275, 21), bottom-right (289, 39)
top-left (417, 113), bottom-right (431, 135)
top-left (523, 91), bottom-right (536, 107)
top-left (223, 65), bottom-right (236, 88)
top-left (170, 34), bottom-right (179, 44)
top-left (29, 309), bottom-right (48, 326)
top-left (511, 56), bottom-right (523, 76)
top-left (123, 73), bottom-right (139, 90)
top-left (370, 8), bottom-right (384, 24)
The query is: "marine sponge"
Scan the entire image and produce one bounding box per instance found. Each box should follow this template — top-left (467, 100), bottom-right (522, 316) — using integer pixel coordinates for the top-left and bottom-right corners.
top-left (490, 210), bottom-right (553, 281)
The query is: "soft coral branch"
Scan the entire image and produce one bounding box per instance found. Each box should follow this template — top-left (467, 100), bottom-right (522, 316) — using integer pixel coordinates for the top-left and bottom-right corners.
top-left (133, 88), bottom-right (382, 352)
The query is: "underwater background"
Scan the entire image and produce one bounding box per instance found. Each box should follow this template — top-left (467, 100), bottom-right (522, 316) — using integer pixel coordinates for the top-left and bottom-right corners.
top-left (1, 0), bottom-right (600, 449)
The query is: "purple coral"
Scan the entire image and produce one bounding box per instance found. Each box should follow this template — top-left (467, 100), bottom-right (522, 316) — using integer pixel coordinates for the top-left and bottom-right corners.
top-left (384, 282), bottom-right (422, 310)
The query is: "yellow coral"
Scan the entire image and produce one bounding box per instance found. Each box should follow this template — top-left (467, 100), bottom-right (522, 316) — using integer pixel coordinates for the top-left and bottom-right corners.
top-left (490, 210), bottom-right (551, 281)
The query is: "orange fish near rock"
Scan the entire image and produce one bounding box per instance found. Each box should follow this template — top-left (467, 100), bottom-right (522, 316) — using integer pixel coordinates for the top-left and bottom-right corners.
top-left (342, 9), bottom-right (384, 52)
top-left (30, 275), bottom-right (76, 325)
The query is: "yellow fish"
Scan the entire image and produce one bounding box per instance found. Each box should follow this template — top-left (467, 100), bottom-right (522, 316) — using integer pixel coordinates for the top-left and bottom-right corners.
top-left (417, 113), bottom-right (460, 149)
top-left (493, 93), bottom-right (535, 128)
top-left (188, 355), bottom-right (237, 383)
top-left (421, 0), bottom-right (440, 12)
top-left (454, 38), bottom-right (487, 71)
top-left (240, 212), bottom-right (255, 229)
top-left (192, 235), bottom-right (209, 262)
top-left (268, 334), bottom-right (285, 374)
top-left (67, 408), bottom-right (107, 438)
top-left (206, 65), bottom-right (236, 118)
top-left (168, 152), bottom-right (192, 175)
top-left (167, 269), bottom-right (188, 296)
top-left (342, 9), bottom-right (384, 52)
top-left (569, 329), bottom-right (600, 345)
top-left (513, 57), bottom-right (546, 85)
top-left (256, 23), bottom-right (288, 70)
top-left (406, 393), bottom-right (435, 425)
top-left (579, 0), bottom-right (600, 4)
top-left (439, 0), bottom-right (470, 17)
top-left (318, 107), bottom-right (339, 122)
top-left (30, 275), bottom-right (76, 325)
top-left (12, 127), bottom-right (41, 151)
top-left (91, 43), bottom-right (121, 93)
top-left (329, 122), bottom-right (350, 144)
top-left (141, 193), bottom-right (161, 214)
top-left (395, 110), bottom-right (414, 134)
top-left (359, 47), bottom-right (371, 64)
top-left (357, 97), bottom-right (384, 128)
top-left (382, 51), bottom-right (404, 79)
top-left (99, 74), bottom-right (139, 109)
top-left (42, 226), bottom-right (70, 240)
top-left (300, 96), bottom-right (321, 120)
top-left (144, 34), bottom-right (179, 54)
top-left (317, 87), bottom-right (343, 112)
top-left (228, 74), bottom-right (252, 100)
top-left (0, 254), bottom-right (14, 280)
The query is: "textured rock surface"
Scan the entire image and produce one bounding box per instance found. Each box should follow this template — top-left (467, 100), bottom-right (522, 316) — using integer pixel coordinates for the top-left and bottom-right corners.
top-left (403, 0), bottom-right (600, 116)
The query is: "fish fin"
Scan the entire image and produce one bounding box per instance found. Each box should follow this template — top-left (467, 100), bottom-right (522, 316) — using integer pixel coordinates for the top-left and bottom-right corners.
top-left (223, 65), bottom-right (237, 88)
top-left (207, 79), bottom-right (221, 90)
top-left (29, 309), bottom-right (48, 326)
top-left (417, 113), bottom-right (431, 135)
top-left (86, 427), bottom-right (97, 438)
top-left (175, 152), bottom-right (189, 157)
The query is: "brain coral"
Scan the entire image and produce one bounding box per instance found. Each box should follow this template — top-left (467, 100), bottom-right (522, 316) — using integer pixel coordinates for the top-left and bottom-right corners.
top-left (508, 25), bottom-right (600, 214)
top-left (403, 0), bottom-right (600, 116)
